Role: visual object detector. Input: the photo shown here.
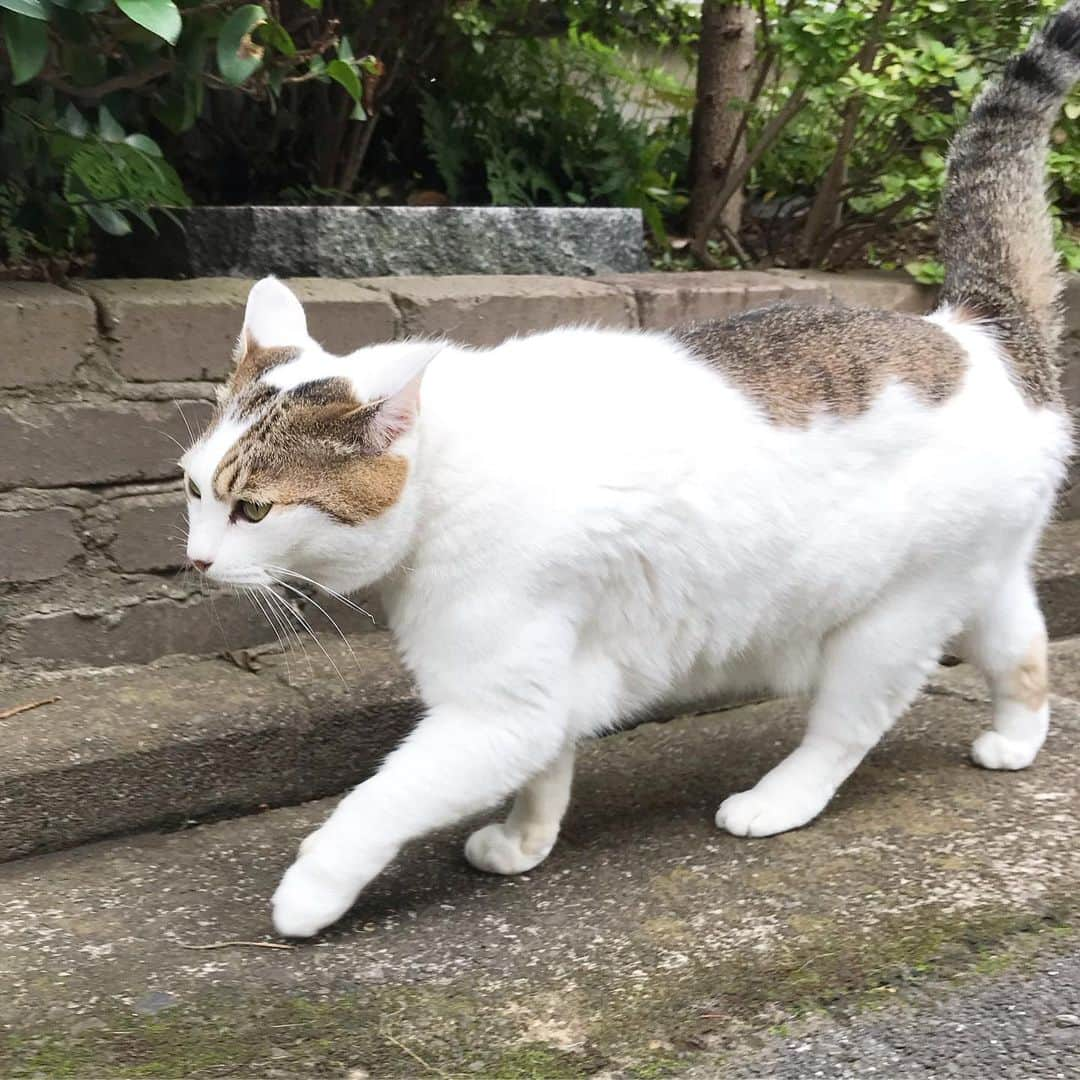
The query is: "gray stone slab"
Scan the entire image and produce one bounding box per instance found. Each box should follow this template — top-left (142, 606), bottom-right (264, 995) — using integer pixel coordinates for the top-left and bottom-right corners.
top-left (0, 669), bottom-right (1078, 1075)
top-left (95, 206), bottom-right (646, 278)
top-left (0, 633), bottom-right (419, 861)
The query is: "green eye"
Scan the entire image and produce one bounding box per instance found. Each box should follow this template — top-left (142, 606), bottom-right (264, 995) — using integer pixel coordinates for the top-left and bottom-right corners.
top-left (186, 476), bottom-right (201, 500)
top-left (236, 500), bottom-right (271, 523)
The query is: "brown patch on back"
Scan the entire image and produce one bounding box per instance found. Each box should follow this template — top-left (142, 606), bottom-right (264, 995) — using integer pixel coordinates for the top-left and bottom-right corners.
top-left (672, 303), bottom-right (969, 426)
top-left (1007, 633), bottom-right (1048, 712)
top-left (212, 377), bottom-right (408, 524)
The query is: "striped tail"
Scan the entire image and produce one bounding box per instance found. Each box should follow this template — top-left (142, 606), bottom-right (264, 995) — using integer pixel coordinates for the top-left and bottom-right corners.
top-left (938, 3), bottom-right (1080, 404)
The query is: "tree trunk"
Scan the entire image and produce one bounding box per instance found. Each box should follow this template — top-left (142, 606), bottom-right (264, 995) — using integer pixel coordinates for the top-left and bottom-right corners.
top-left (688, 1), bottom-right (757, 240)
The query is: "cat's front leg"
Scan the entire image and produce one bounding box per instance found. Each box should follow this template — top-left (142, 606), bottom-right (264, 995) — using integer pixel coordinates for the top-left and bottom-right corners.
top-left (272, 702), bottom-right (569, 937)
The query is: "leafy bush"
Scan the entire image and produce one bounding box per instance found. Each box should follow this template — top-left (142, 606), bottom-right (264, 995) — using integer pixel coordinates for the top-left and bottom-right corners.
top-left (4, 0), bottom-right (1078, 277)
top-left (694, 0), bottom-right (1080, 273)
top-left (422, 24), bottom-right (692, 241)
top-left (0, 0), bottom-right (375, 269)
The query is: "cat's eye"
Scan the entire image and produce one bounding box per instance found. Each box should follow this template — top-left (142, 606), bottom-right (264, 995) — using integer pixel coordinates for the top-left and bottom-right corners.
top-left (186, 476), bottom-right (201, 500)
top-left (236, 499), bottom-right (272, 523)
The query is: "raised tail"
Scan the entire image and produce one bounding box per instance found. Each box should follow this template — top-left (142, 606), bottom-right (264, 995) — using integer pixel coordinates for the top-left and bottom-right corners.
top-left (938, 2), bottom-right (1080, 404)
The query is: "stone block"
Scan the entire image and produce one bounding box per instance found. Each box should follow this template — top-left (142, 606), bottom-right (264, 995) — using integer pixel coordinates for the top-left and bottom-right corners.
top-left (0, 632), bottom-right (418, 859)
top-left (0, 509), bottom-right (82, 582)
top-left (0, 283), bottom-right (96, 387)
top-left (12, 593), bottom-right (274, 666)
top-left (770, 269), bottom-right (935, 314)
top-left (87, 278), bottom-right (397, 381)
top-left (109, 494), bottom-right (187, 572)
top-left (598, 270), bottom-right (829, 329)
top-left (95, 206), bottom-right (646, 278)
top-left (383, 275), bottom-right (635, 346)
top-left (0, 400), bottom-right (213, 489)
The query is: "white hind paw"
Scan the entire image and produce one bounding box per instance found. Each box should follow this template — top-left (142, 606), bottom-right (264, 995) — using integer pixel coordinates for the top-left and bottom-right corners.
top-left (971, 730), bottom-right (1040, 771)
top-left (464, 823), bottom-right (554, 875)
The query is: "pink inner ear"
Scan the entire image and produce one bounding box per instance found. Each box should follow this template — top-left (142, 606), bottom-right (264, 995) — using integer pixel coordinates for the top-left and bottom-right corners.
top-left (369, 374), bottom-right (423, 447)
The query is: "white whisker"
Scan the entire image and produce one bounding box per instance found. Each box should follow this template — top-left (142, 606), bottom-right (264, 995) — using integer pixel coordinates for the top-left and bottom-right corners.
top-left (264, 565), bottom-right (376, 624)
top-left (266, 585), bottom-right (347, 686)
top-left (262, 586), bottom-right (316, 681)
top-left (175, 400), bottom-right (196, 445)
top-left (269, 576), bottom-right (361, 673)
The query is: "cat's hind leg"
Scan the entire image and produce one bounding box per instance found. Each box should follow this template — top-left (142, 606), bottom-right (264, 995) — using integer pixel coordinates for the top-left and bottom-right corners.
top-left (717, 578), bottom-right (957, 838)
top-left (465, 742), bottom-right (576, 875)
top-left (960, 568), bottom-right (1048, 771)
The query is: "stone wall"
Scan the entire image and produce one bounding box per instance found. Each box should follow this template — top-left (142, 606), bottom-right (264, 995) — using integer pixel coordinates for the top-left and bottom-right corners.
top-left (1, 269), bottom-right (1072, 671)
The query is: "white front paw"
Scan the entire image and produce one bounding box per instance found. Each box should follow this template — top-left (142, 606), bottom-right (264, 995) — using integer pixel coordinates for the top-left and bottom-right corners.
top-left (971, 730), bottom-right (1039, 771)
top-left (464, 823), bottom-right (555, 875)
top-left (271, 853), bottom-right (360, 938)
top-left (716, 782), bottom-right (832, 838)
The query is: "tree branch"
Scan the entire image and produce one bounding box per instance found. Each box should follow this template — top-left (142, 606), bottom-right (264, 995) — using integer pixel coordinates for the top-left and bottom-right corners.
top-left (40, 59), bottom-right (174, 102)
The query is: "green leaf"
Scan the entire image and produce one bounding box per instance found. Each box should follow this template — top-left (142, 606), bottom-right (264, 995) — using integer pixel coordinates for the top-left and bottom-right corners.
top-left (98, 105), bottom-right (125, 142)
top-left (3, 11), bottom-right (48, 84)
top-left (59, 103), bottom-right (89, 137)
top-left (85, 205), bottom-right (132, 236)
top-left (0, 0), bottom-right (47, 21)
top-left (115, 0), bottom-right (181, 44)
top-left (326, 58), bottom-right (362, 104)
top-left (337, 34), bottom-right (353, 63)
top-left (350, 100), bottom-right (367, 121)
top-left (299, 0), bottom-right (320, 9)
top-left (256, 18), bottom-right (294, 57)
top-left (124, 133), bottom-right (163, 156)
top-left (217, 4), bottom-right (266, 85)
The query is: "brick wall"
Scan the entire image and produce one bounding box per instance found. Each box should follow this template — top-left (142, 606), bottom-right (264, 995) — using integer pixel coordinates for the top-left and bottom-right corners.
top-left (1, 268), bottom-right (1071, 671)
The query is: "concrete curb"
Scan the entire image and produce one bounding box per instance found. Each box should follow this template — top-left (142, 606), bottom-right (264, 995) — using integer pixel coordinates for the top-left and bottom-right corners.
top-left (1, 520), bottom-right (1078, 863)
top-left (0, 635), bottom-right (419, 862)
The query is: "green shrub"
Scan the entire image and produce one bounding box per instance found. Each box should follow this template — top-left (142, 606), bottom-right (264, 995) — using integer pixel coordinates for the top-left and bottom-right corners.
top-left (707, 0), bottom-right (1080, 272)
top-left (0, 0), bottom-right (373, 268)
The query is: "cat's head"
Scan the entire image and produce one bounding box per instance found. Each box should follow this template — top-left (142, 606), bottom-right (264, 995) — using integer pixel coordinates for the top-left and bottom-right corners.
top-left (180, 277), bottom-right (439, 595)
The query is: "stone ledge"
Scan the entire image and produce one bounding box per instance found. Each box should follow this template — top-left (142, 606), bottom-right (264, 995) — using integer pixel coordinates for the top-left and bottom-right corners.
top-left (597, 270), bottom-right (833, 328)
top-left (86, 278), bottom-right (399, 382)
top-left (379, 274), bottom-right (636, 345)
top-left (94, 206), bottom-right (647, 279)
top-left (0, 634), bottom-right (419, 860)
top-left (0, 282), bottom-right (96, 387)
top-left (769, 268), bottom-right (937, 313)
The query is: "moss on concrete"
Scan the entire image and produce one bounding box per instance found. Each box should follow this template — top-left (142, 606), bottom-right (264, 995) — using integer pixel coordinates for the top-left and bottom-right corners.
top-left (4, 898), bottom-right (1074, 1079)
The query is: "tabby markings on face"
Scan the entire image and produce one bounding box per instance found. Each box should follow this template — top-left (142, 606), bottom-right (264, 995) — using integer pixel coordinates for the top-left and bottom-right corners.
top-left (209, 365), bottom-right (409, 525)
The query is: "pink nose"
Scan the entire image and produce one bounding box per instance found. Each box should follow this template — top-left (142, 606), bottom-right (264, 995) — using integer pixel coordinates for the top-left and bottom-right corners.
top-left (191, 559), bottom-right (212, 573)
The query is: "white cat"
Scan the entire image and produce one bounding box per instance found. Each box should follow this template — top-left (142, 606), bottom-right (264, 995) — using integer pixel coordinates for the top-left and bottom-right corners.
top-left (181, 8), bottom-right (1078, 937)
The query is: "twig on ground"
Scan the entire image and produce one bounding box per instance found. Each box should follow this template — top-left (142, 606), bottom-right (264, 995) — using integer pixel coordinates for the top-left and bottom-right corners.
top-left (176, 939), bottom-right (295, 951)
top-left (0, 696), bottom-right (60, 721)
top-left (380, 1028), bottom-right (449, 1078)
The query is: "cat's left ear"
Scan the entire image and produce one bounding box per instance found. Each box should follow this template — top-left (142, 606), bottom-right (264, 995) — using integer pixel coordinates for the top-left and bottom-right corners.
top-left (241, 277), bottom-right (309, 349)
top-left (352, 343), bottom-right (441, 449)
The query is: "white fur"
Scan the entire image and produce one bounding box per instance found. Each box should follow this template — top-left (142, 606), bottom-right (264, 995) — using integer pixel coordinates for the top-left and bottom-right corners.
top-left (180, 285), bottom-right (1071, 938)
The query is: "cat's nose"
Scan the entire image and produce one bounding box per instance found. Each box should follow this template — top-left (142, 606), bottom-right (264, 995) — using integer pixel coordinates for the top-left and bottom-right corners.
top-left (191, 558), bottom-right (212, 573)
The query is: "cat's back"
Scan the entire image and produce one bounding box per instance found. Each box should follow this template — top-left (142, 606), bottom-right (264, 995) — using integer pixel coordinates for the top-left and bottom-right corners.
top-left (426, 299), bottom-right (1062, 448)
top-left (671, 302), bottom-right (976, 427)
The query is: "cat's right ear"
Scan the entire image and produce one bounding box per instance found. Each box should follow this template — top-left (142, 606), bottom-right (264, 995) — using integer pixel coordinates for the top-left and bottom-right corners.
top-left (240, 277), bottom-right (309, 350)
